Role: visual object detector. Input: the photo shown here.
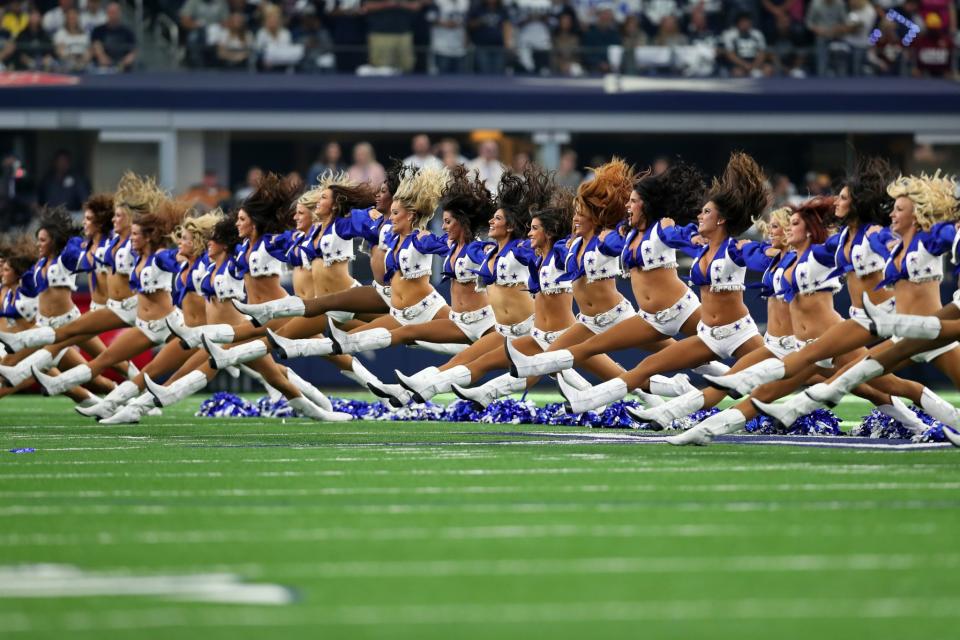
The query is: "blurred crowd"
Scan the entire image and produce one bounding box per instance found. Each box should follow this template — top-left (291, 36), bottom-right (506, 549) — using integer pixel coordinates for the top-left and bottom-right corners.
top-left (2, 134), bottom-right (845, 234)
top-left (0, 0), bottom-right (956, 77)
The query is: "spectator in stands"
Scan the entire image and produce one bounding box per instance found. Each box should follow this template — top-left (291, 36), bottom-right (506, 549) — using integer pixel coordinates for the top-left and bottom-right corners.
top-left (234, 166), bottom-right (262, 201)
top-left (721, 11), bottom-right (772, 76)
top-left (806, 0), bottom-right (847, 76)
top-left (404, 134), bottom-right (442, 169)
top-left (255, 4), bottom-right (294, 70)
top-left (467, 0), bottom-right (511, 74)
top-left (867, 17), bottom-right (905, 75)
top-left (81, 0), bottom-right (108, 33)
top-left (581, 5), bottom-right (620, 73)
top-left (179, 0), bottom-right (228, 67)
top-left (325, 0), bottom-right (366, 73)
top-left (0, 21), bottom-right (13, 69)
top-left (182, 169), bottom-right (231, 210)
top-left (348, 142), bottom-right (387, 188)
top-left (37, 150), bottom-right (90, 211)
top-left (13, 9), bottom-right (55, 71)
top-left (362, 0), bottom-right (420, 73)
top-left (770, 173), bottom-right (797, 207)
top-left (436, 137), bottom-right (468, 165)
top-left (91, 2), bottom-right (137, 71)
top-left (652, 155), bottom-right (670, 175)
top-left (686, 3), bottom-right (717, 44)
top-left (844, 0), bottom-right (876, 76)
top-left (467, 139), bottom-right (504, 192)
top-left (215, 11), bottom-right (254, 69)
top-left (294, 9), bottom-right (335, 72)
top-left (427, 0), bottom-right (469, 73)
top-left (556, 148), bottom-right (583, 189)
top-left (42, 0), bottom-right (74, 36)
top-left (919, 0), bottom-right (956, 33)
top-left (307, 141), bottom-right (347, 185)
top-left (619, 14), bottom-right (647, 75)
top-left (654, 14), bottom-right (689, 46)
top-left (54, 7), bottom-right (90, 72)
top-left (551, 10), bottom-right (581, 76)
top-left (912, 11), bottom-right (954, 77)
top-left (2, 1), bottom-right (29, 38)
top-left (642, 0), bottom-right (682, 37)
top-left (510, 0), bottom-right (553, 75)
top-left (512, 150), bottom-right (531, 174)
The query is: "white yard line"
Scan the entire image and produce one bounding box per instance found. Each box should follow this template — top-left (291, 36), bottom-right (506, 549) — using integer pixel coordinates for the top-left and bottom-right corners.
top-left (0, 520), bottom-right (943, 547)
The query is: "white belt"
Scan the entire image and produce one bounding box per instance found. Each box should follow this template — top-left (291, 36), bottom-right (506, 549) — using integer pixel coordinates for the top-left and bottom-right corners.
top-left (454, 308), bottom-right (489, 324)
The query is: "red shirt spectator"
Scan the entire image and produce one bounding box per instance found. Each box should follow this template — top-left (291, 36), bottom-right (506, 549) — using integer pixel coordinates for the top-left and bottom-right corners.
top-left (913, 13), bottom-right (954, 77)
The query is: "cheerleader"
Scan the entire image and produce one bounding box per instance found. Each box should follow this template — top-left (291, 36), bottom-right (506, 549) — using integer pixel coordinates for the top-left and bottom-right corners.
top-left (635, 198), bottom-right (927, 434)
top-left (303, 165), bottom-right (497, 356)
top-left (681, 172), bottom-right (959, 445)
top-left (74, 210), bottom-right (217, 421)
top-left (498, 161), bottom-right (713, 394)
top-left (29, 198), bottom-right (190, 395)
top-left (191, 172), bottom-right (392, 390)
top-left (362, 167), bottom-right (546, 404)
top-left (450, 189), bottom-right (578, 407)
top-left (137, 175), bottom-right (352, 421)
top-left (505, 152), bottom-right (770, 413)
top-left (235, 160), bottom-right (403, 326)
top-left (0, 174), bottom-right (160, 381)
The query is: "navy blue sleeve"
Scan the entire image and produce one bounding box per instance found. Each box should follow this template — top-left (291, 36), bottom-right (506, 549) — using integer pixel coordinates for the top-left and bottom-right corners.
top-left (740, 240), bottom-right (774, 272)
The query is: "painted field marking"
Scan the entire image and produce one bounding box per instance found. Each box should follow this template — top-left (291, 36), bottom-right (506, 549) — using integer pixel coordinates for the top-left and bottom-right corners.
top-left (0, 565), bottom-right (292, 605)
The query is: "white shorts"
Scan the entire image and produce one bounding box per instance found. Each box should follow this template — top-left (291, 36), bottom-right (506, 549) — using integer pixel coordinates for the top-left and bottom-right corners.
top-left (577, 298), bottom-right (635, 335)
top-left (89, 301), bottom-right (107, 312)
top-left (36, 306), bottom-right (80, 329)
top-left (106, 296), bottom-right (138, 326)
top-left (891, 335), bottom-right (960, 363)
top-left (637, 289), bottom-right (700, 337)
top-left (531, 326), bottom-right (565, 351)
top-left (496, 314), bottom-right (535, 339)
top-left (697, 315), bottom-right (759, 360)
top-left (849, 298), bottom-right (895, 331)
top-left (764, 332), bottom-right (798, 360)
top-left (450, 305), bottom-right (495, 342)
top-left (389, 290), bottom-right (446, 326)
top-left (327, 281), bottom-right (362, 324)
top-left (373, 281), bottom-right (392, 306)
top-left (135, 309), bottom-right (184, 345)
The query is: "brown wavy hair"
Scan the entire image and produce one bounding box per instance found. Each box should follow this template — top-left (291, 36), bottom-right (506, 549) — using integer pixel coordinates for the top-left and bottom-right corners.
top-left (576, 158), bottom-right (635, 229)
top-left (135, 199), bottom-right (191, 250)
top-left (83, 193), bottom-right (115, 237)
top-left (705, 152), bottom-right (770, 236)
top-left (240, 172), bottom-right (297, 235)
top-left (439, 164), bottom-right (495, 238)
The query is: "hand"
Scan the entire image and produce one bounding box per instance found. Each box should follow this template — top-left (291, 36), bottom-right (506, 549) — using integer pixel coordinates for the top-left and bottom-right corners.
top-left (660, 217), bottom-right (675, 228)
top-left (735, 238), bottom-right (750, 249)
top-left (865, 224), bottom-right (882, 236)
top-left (691, 235), bottom-right (708, 246)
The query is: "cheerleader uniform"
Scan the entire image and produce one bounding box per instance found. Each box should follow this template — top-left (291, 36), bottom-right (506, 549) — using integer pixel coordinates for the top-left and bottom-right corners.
top-left (130, 248), bottom-right (185, 344)
top-left (442, 238), bottom-right (497, 342)
top-left (383, 231), bottom-right (451, 326)
top-left (473, 238), bottom-right (538, 337)
top-left (529, 238), bottom-right (574, 350)
top-left (102, 234), bottom-right (138, 326)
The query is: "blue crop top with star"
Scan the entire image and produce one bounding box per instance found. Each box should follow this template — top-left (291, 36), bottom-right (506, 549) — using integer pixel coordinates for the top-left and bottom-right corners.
top-left (33, 236), bottom-right (85, 293)
top-left (473, 238), bottom-right (538, 289)
top-left (172, 254), bottom-right (208, 307)
top-left (530, 238), bottom-right (573, 295)
top-left (130, 248), bottom-right (180, 294)
top-left (776, 240), bottom-right (842, 303)
top-left (687, 237), bottom-right (771, 292)
top-left (560, 229), bottom-right (625, 283)
top-left (877, 222), bottom-right (956, 289)
top-left (234, 232), bottom-right (293, 279)
top-left (832, 225), bottom-right (893, 279)
top-left (442, 239), bottom-right (495, 285)
top-left (384, 231), bottom-right (449, 282)
top-left (622, 222), bottom-right (701, 272)
top-left (200, 257), bottom-right (246, 302)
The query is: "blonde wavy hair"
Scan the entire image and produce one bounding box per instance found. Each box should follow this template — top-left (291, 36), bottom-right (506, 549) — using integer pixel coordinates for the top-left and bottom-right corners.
top-left (115, 172), bottom-right (166, 217)
top-left (173, 209), bottom-right (225, 258)
top-left (887, 172), bottom-right (959, 230)
top-left (753, 206), bottom-right (792, 242)
top-left (393, 166), bottom-right (449, 229)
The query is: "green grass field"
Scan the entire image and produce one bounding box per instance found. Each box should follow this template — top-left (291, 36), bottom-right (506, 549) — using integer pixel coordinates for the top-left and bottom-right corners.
top-left (2, 392), bottom-right (959, 639)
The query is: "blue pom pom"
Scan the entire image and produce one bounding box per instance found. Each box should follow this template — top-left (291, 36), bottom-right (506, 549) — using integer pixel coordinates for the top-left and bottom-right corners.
top-left (331, 397), bottom-right (390, 420)
top-left (790, 408), bottom-right (841, 436)
top-left (596, 400), bottom-right (643, 429)
top-left (256, 396), bottom-right (296, 418)
top-left (196, 392), bottom-right (260, 418)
